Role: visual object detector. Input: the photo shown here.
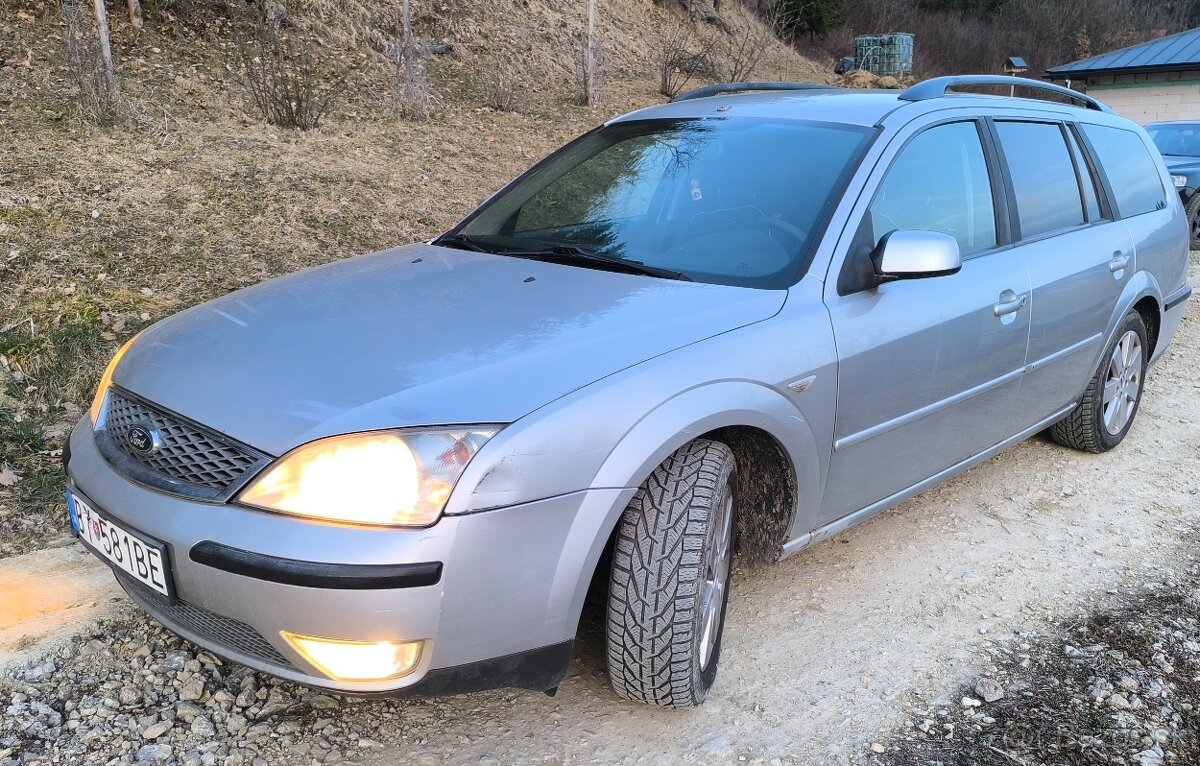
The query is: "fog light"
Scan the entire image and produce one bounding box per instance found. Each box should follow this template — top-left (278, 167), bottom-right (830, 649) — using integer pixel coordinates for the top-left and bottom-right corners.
top-left (280, 632), bottom-right (424, 682)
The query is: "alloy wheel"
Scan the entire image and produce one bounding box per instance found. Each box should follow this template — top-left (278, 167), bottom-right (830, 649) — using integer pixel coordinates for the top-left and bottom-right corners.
top-left (1102, 329), bottom-right (1142, 436)
top-left (698, 482), bottom-right (734, 672)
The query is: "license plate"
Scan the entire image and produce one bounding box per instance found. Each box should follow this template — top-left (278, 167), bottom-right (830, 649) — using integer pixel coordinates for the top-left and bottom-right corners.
top-left (68, 491), bottom-right (172, 598)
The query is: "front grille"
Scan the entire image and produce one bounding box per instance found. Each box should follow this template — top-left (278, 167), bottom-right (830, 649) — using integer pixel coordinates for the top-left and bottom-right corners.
top-left (126, 586), bottom-right (294, 669)
top-left (97, 388), bottom-right (271, 501)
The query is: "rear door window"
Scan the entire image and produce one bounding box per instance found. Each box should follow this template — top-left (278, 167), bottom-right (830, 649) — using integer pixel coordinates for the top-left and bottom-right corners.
top-left (1080, 124), bottom-right (1167, 218)
top-left (994, 121), bottom-right (1085, 239)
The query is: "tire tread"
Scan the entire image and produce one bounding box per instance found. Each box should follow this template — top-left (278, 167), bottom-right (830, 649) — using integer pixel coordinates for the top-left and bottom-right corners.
top-left (605, 439), bottom-right (734, 707)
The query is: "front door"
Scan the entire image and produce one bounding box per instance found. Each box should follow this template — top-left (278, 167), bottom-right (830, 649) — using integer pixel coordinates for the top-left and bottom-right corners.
top-left (820, 119), bottom-right (1031, 525)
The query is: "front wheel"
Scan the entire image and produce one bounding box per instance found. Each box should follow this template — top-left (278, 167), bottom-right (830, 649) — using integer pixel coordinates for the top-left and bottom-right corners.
top-left (1185, 193), bottom-right (1200, 251)
top-left (1049, 310), bottom-right (1148, 453)
top-left (605, 439), bottom-right (736, 707)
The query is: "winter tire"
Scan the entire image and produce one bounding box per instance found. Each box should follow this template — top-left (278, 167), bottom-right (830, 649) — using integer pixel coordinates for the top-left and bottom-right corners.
top-left (605, 439), bottom-right (736, 707)
top-left (1049, 310), bottom-right (1148, 453)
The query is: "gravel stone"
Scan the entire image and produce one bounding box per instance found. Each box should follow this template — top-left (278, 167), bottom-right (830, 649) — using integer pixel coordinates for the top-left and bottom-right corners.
top-left (192, 716), bottom-right (217, 737)
top-left (161, 651), bottom-right (192, 672)
top-left (180, 675), bottom-right (205, 701)
top-left (136, 743), bottom-right (173, 763)
top-left (177, 702), bottom-right (206, 723)
top-left (119, 685), bottom-right (145, 706)
top-left (974, 678), bottom-right (1005, 703)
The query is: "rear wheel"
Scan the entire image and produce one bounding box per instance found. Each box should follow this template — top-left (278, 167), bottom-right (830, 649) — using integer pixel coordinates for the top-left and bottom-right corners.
top-left (605, 439), bottom-right (736, 707)
top-left (1049, 310), bottom-right (1148, 453)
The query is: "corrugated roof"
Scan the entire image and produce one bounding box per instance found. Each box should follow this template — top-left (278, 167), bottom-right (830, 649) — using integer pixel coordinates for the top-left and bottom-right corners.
top-left (1046, 27), bottom-right (1200, 77)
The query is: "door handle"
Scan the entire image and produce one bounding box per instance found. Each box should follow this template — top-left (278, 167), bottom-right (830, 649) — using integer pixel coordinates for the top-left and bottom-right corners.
top-left (993, 290), bottom-right (1027, 317)
top-left (1109, 251), bottom-right (1131, 273)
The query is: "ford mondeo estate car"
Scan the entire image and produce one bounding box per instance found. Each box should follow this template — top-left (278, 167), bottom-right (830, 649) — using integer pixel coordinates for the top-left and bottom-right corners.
top-left (65, 76), bottom-right (1191, 707)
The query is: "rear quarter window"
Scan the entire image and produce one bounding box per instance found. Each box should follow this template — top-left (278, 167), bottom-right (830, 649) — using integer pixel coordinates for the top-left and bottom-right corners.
top-left (1081, 124), bottom-right (1167, 218)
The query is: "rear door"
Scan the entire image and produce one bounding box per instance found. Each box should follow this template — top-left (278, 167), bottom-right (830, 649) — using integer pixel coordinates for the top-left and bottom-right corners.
top-left (990, 119), bottom-right (1138, 426)
top-left (819, 118), bottom-right (1031, 525)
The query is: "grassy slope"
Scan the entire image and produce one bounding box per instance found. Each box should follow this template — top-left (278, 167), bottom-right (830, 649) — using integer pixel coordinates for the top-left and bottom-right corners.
top-left (0, 0), bottom-right (825, 556)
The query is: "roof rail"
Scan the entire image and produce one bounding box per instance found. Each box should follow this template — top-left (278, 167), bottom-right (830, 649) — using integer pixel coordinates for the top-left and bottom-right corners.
top-left (671, 82), bottom-right (839, 103)
top-left (898, 75), bottom-right (1112, 112)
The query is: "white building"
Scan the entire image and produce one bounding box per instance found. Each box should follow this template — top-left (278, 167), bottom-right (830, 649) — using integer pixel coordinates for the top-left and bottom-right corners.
top-left (1045, 28), bottom-right (1200, 124)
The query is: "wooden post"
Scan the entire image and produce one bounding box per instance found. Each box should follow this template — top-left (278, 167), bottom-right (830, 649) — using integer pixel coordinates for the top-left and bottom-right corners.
top-left (583, 0), bottom-right (600, 105)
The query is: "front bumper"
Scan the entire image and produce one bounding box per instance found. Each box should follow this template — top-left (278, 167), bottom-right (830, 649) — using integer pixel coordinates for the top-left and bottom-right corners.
top-left (65, 420), bottom-right (635, 695)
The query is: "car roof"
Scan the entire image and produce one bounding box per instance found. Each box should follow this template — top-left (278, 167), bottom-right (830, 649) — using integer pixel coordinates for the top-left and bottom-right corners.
top-left (609, 85), bottom-right (1118, 130)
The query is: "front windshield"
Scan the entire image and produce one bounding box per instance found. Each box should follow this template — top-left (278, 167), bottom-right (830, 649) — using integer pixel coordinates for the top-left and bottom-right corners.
top-left (1147, 124), bottom-right (1200, 157)
top-left (450, 117), bottom-right (873, 288)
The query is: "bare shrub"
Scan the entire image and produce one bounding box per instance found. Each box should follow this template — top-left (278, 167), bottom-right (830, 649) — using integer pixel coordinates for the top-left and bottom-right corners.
top-left (714, 0), bottom-right (790, 82)
top-left (59, 0), bottom-right (122, 126)
top-left (658, 19), bottom-right (715, 98)
top-left (480, 71), bottom-right (515, 111)
top-left (236, 3), bottom-right (344, 130)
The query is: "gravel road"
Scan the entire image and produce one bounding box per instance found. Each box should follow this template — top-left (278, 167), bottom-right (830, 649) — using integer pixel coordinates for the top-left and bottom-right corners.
top-left (3, 257), bottom-right (1198, 766)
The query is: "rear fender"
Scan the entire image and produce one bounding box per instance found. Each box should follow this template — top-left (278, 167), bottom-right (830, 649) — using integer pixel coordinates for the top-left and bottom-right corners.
top-left (1087, 271), bottom-right (1163, 386)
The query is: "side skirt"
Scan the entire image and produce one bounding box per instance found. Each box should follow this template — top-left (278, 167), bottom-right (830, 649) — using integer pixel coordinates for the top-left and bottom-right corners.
top-left (779, 401), bottom-right (1077, 560)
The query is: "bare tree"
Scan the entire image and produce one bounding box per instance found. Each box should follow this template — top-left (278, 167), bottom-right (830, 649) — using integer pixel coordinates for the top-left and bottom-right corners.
top-left (398, 0), bottom-right (429, 118)
top-left (59, 0), bottom-right (121, 125)
top-left (90, 0), bottom-right (118, 97)
top-left (127, 0), bottom-right (143, 29)
top-left (368, 0), bottom-right (431, 119)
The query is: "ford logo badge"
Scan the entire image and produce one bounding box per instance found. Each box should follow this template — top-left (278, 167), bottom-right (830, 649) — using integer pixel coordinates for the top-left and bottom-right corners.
top-left (127, 424), bottom-right (161, 455)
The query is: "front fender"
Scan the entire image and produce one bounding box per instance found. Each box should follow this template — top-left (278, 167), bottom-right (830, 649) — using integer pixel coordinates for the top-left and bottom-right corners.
top-left (541, 381), bottom-right (823, 644)
top-left (590, 381), bottom-right (820, 513)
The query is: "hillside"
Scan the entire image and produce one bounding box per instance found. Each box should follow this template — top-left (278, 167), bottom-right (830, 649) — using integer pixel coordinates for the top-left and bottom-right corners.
top-left (0, 0), bottom-right (828, 555)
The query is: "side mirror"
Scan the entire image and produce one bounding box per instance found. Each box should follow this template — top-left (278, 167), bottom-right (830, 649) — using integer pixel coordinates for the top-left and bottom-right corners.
top-left (871, 230), bottom-right (962, 284)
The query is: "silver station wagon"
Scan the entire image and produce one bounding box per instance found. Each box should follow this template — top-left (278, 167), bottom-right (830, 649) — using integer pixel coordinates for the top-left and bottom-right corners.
top-left (65, 75), bottom-right (1191, 707)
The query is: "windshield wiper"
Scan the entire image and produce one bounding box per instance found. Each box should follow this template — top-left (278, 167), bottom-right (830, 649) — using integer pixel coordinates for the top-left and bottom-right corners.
top-left (502, 245), bottom-right (692, 281)
top-left (433, 233), bottom-right (494, 253)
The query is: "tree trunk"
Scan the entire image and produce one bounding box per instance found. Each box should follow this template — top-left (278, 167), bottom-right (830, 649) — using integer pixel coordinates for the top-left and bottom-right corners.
top-left (127, 0), bottom-right (143, 29)
top-left (90, 0), bottom-right (119, 101)
top-left (583, 0), bottom-right (601, 106)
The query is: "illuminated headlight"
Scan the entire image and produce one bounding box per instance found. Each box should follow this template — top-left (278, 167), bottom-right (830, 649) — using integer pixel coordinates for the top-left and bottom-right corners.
top-left (89, 334), bottom-right (141, 425)
top-left (281, 632), bottom-right (423, 682)
top-left (236, 427), bottom-right (499, 527)
top-left (1173, 174), bottom-right (1188, 189)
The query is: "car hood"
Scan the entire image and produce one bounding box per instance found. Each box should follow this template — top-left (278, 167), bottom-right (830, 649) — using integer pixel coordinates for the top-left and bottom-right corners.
top-left (114, 243), bottom-right (786, 455)
top-left (1162, 155), bottom-right (1200, 177)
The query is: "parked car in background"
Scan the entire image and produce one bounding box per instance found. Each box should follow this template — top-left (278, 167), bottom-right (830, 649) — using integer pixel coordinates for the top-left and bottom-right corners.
top-left (65, 76), bottom-right (1190, 708)
top-left (1146, 120), bottom-right (1200, 249)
